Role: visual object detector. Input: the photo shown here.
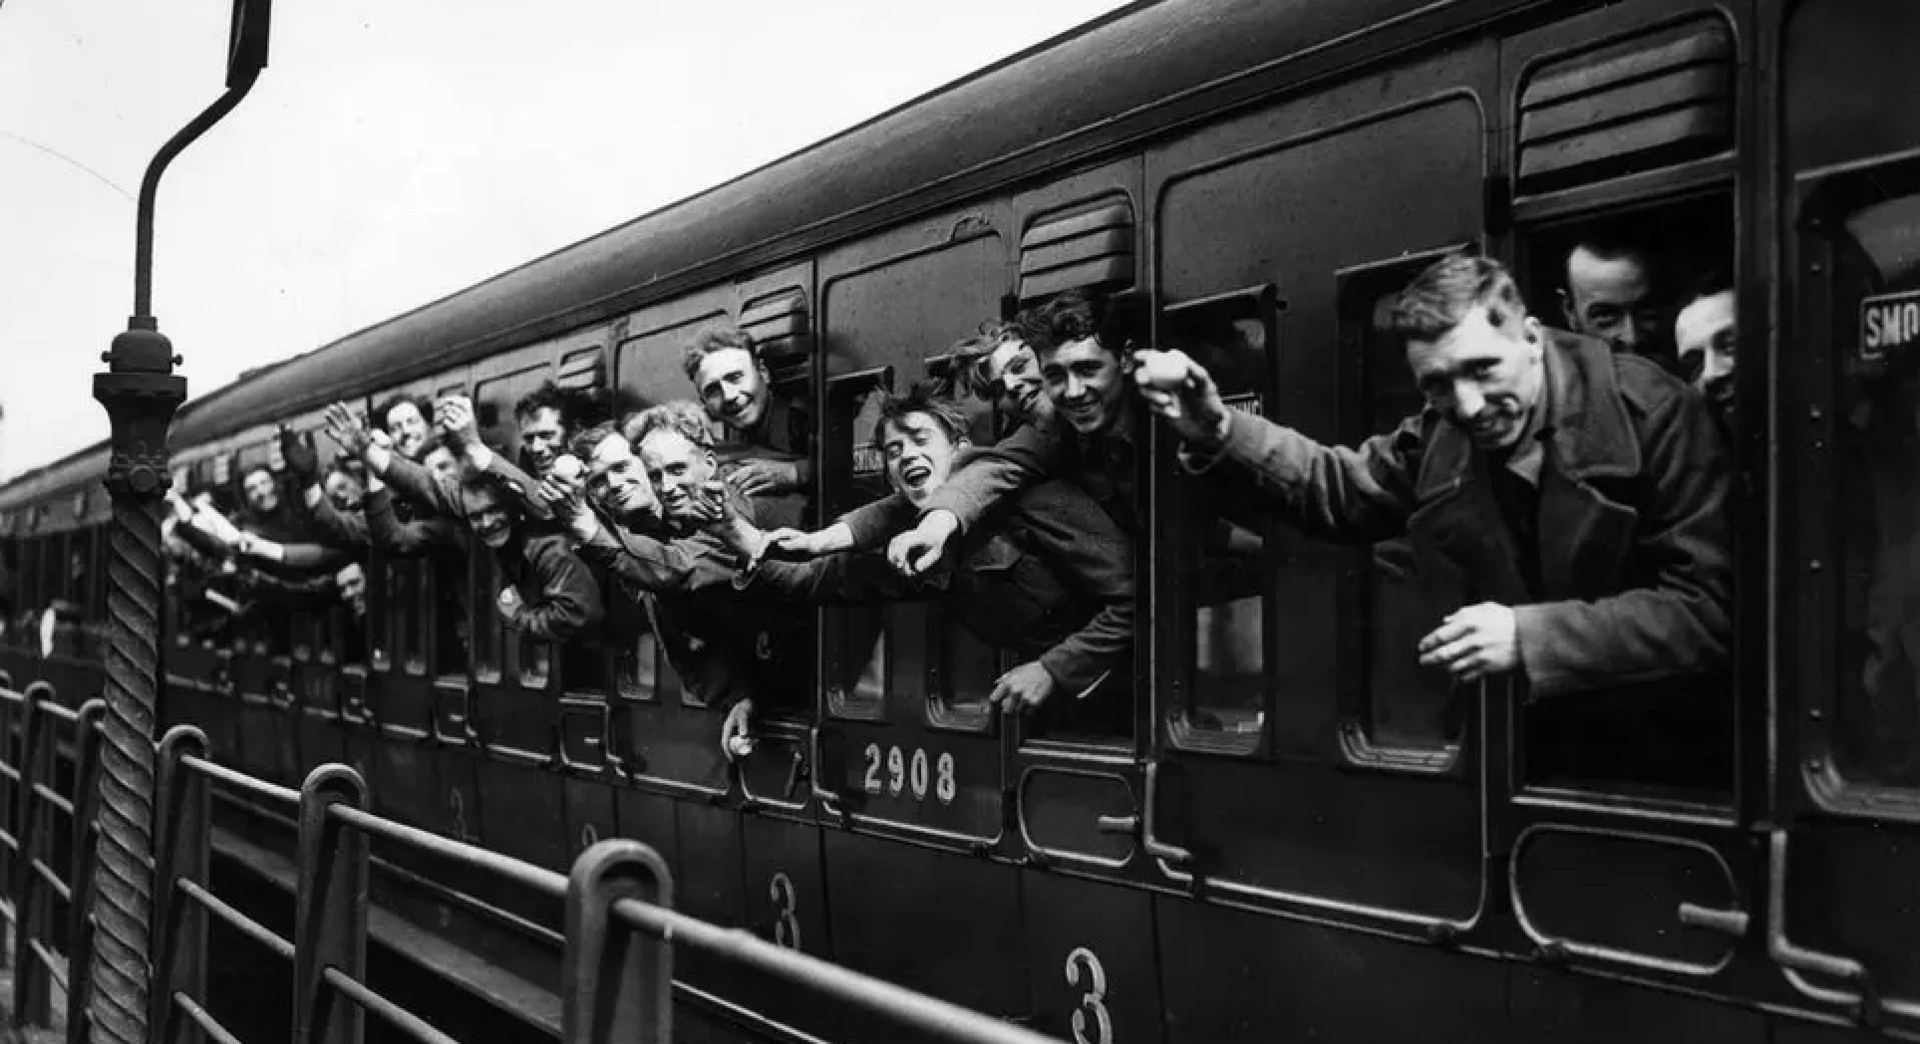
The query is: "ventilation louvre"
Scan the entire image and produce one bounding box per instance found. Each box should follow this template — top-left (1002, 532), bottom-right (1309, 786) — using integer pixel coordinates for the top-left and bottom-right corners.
top-left (557, 347), bottom-right (606, 391)
top-left (1517, 19), bottom-right (1734, 193)
top-left (1019, 200), bottom-right (1135, 303)
top-left (739, 288), bottom-right (811, 370)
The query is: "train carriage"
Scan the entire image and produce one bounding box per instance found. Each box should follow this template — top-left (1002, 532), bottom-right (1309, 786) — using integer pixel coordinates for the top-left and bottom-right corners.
top-left (4, 0), bottom-right (1919, 1040)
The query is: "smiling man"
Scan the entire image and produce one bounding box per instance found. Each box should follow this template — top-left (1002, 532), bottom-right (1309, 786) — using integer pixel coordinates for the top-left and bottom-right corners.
top-left (1136, 252), bottom-right (1734, 784)
top-left (682, 326), bottom-right (811, 508)
top-left (722, 385), bottom-right (1133, 731)
top-left (884, 290), bottom-right (1151, 576)
top-left (567, 402), bottom-right (812, 758)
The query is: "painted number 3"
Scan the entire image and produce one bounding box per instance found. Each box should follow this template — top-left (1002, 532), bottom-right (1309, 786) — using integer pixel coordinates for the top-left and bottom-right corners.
top-left (1066, 947), bottom-right (1112, 1044)
top-left (862, 743), bottom-right (956, 804)
top-left (770, 872), bottom-right (801, 951)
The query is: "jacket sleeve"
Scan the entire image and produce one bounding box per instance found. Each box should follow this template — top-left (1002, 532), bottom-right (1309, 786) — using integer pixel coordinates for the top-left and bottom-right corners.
top-left (500, 539), bottom-right (603, 643)
top-left (1011, 484), bottom-right (1135, 698)
top-left (917, 423), bottom-right (1070, 535)
top-left (305, 492), bottom-right (369, 549)
top-left (1513, 387), bottom-right (1734, 699)
top-left (274, 542), bottom-right (355, 574)
top-left (742, 551), bottom-right (929, 604)
top-left (364, 488), bottom-right (461, 555)
top-left (1191, 410), bottom-right (1421, 545)
top-left (835, 494), bottom-right (918, 550)
top-left (383, 454), bottom-right (462, 519)
top-left (574, 527), bottom-right (732, 602)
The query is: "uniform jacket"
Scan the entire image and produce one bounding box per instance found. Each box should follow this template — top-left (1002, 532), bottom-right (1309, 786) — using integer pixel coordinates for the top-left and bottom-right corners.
top-left (1198, 329), bottom-right (1732, 700)
top-left (574, 489), bottom-right (811, 712)
top-left (745, 479), bottom-right (1134, 698)
top-left (494, 530), bottom-right (603, 643)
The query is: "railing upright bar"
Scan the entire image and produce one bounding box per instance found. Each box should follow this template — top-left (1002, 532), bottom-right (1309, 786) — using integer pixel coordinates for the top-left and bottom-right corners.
top-left (11, 686), bottom-right (52, 1029)
top-left (0, 679), bottom-right (18, 963)
top-left (292, 764), bottom-right (368, 1044)
top-left (561, 840), bottom-right (672, 1044)
top-left (65, 700), bottom-right (107, 1044)
top-left (152, 726), bottom-right (212, 1044)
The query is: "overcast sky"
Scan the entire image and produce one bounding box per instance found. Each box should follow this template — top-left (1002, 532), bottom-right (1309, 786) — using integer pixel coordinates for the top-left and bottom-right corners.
top-left (0, 0), bottom-right (1128, 479)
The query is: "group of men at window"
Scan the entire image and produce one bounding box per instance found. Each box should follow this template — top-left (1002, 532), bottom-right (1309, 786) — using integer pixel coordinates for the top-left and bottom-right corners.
top-left (149, 232), bottom-right (1752, 784)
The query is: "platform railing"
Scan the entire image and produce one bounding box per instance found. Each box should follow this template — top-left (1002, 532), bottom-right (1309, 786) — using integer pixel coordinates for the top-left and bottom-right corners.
top-left (0, 676), bottom-right (109, 1043)
top-left (0, 665), bottom-right (1065, 1044)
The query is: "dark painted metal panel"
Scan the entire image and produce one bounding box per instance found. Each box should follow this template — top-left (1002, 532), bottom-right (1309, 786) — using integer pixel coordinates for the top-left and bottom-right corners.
top-left (1509, 967), bottom-right (1767, 1043)
top-left (1156, 896), bottom-right (1505, 1043)
top-left (823, 829), bottom-right (1027, 1023)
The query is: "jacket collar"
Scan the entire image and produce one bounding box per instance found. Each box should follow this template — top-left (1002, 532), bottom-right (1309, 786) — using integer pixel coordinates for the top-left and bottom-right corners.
top-left (1414, 328), bottom-right (1641, 500)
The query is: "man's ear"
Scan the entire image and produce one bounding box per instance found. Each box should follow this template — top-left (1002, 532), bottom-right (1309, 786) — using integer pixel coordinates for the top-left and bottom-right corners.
top-left (1556, 288), bottom-right (1577, 329)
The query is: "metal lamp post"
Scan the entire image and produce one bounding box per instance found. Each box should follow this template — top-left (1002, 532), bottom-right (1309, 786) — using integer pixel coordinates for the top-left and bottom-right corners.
top-left (89, 5), bottom-right (271, 1044)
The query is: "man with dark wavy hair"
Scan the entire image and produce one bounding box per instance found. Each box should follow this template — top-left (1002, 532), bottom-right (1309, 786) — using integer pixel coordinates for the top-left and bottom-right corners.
top-left (720, 384), bottom-right (1132, 729)
top-left (877, 289), bottom-right (1153, 562)
top-left (1136, 252), bottom-right (1734, 784)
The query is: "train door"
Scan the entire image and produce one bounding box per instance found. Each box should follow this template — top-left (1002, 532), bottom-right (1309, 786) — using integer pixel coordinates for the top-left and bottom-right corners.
top-left (276, 404), bottom-right (350, 773)
top-left (1776, 0), bottom-right (1920, 1034)
top-left (1142, 42), bottom-right (1505, 1042)
top-left (1491, 3), bottom-right (1773, 1033)
top-left (608, 285), bottom-right (751, 980)
top-left (811, 199), bottom-right (1033, 1024)
top-left (223, 433), bottom-right (300, 786)
top-left (993, 161), bottom-right (1170, 1044)
top-left (712, 261), bottom-right (849, 1036)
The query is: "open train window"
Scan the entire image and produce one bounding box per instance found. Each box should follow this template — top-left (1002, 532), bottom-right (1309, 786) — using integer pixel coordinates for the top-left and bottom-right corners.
top-left (1513, 192), bottom-right (1737, 797)
top-left (1801, 157), bottom-right (1920, 800)
top-left (1333, 249), bottom-right (1479, 771)
top-left (1163, 286), bottom-right (1281, 757)
top-left (822, 367), bottom-right (894, 723)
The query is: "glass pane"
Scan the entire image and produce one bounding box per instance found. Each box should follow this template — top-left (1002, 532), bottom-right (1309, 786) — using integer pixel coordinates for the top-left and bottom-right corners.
top-left (402, 561), bottom-right (427, 676)
top-left (1166, 293), bottom-right (1274, 750)
top-left (472, 552), bottom-right (502, 684)
top-left (519, 635), bottom-right (552, 690)
top-left (1835, 185), bottom-right (1920, 786)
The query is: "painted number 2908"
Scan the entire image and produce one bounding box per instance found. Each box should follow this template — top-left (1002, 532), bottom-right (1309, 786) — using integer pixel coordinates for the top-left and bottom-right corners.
top-left (862, 743), bottom-right (956, 805)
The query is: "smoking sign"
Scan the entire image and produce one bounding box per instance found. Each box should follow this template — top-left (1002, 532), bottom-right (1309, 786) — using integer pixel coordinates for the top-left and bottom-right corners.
top-left (1861, 289), bottom-right (1920, 365)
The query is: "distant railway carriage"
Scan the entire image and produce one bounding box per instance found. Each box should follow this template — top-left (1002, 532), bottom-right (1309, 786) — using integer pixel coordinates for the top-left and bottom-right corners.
top-left (5, 0), bottom-right (1920, 1040)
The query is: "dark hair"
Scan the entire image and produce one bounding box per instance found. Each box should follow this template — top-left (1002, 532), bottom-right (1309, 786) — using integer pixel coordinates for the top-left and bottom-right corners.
top-left (1016, 289), bottom-right (1146, 359)
top-left (630, 401), bottom-right (715, 452)
top-left (372, 393), bottom-right (430, 433)
top-left (680, 326), bottom-right (760, 384)
top-left (947, 320), bottom-right (1022, 399)
top-left (1565, 232), bottom-right (1657, 289)
top-left (868, 383), bottom-right (970, 460)
top-left (1382, 253), bottom-right (1529, 344)
top-left (1680, 261), bottom-right (1734, 310)
top-left (569, 420), bottom-right (622, 462)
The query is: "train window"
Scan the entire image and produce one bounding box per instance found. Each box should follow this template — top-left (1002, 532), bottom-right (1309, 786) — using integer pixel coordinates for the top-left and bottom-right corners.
top-left (1333, 253), bottom-right (1475, 766)
top-left (1813, 161), bottom-right (1920, 790)
top-left (1515, 194), bottom-right (1737, 795)
top-left (1162, 288), bottom-right (1280, 756)
top-left (822, 370), bottom-right (894, 723)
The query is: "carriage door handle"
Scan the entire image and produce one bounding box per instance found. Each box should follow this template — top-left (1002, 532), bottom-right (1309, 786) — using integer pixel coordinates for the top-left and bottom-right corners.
top-left (1676, 902), bottom-right (1749, 938)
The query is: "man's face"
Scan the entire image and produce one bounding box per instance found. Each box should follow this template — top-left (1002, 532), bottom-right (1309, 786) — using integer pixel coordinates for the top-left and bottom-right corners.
top-left (881, 412), bottom-right (964, 508)
top-left (323, 469), bottom-right (365, 512)
top-left (980, 339), bottom-right (1051, 426)
top-left (585, 433), bottom-right (659, 520)
top-left (638, 429), bottom-right (716, 524)
top-left (460, 483), bottom-right (514, 549)
top-left (693, 347), bottom-right (770, 434)
top-left (241, 469), bottom-right (279, 515)
top-left (1562, 247), bottom-right (1664, 356)
top-left (385, 401), bottom-right (431, 461)
top-left (423, 445), bottom-right (460, 485)
top-left (1406, 304), bottom-right (1546, 452)
top-left (520, 406), bottom-right (569, 475)
top-left (1040, 335), bottom-right (1127, 435)
top-left (1675, 290), bottom-right (1736, 407)
top-left (336, 563), bottom-right (367, 614)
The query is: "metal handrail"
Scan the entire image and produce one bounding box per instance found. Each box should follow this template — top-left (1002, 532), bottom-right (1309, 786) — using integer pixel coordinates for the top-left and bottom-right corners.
top-left (322, 968), bottom-right (460, 1044)
top-left (608, 895), bottom-right (1061, 1044)
top-left (326, 803), bottom-right (567, 899)
top-left (180, 755), bottom-right (301, 805)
